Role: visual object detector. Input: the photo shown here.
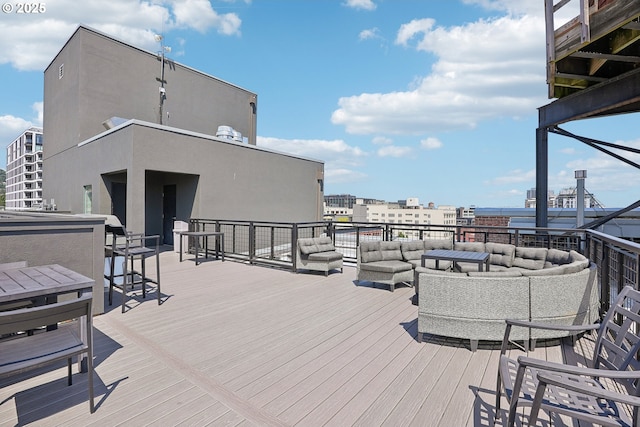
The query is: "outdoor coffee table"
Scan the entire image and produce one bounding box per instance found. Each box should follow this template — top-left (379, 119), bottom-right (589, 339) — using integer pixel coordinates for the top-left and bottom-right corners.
top-left (421, 249), bottom-right (490, 272)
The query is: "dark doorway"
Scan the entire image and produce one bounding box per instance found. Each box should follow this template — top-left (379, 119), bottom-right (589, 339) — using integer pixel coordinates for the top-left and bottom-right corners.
top-left (163, 184), bottom-right (177, 245)
top-left (112, 182), bottom-right (127, 226)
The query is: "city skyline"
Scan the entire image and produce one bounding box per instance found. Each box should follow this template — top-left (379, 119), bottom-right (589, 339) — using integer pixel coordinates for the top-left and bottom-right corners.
top-left (1, 0), bottom-right (639, 208)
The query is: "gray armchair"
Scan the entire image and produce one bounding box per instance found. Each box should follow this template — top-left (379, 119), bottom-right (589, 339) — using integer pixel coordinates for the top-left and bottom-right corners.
top-left (496, 285), bottom-right (640, 427)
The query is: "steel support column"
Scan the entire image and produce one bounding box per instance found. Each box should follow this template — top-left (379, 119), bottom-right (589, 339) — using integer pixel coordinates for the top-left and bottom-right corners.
top-left (536, 127), bottom-right (548, 228)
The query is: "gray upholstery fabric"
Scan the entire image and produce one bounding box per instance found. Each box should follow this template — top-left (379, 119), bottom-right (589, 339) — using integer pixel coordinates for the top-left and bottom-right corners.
top-left (528, 264), bottom-right (599, 339)
top-left (512, 247), bottom-right (548, 270)
top-left (467, 270), bottom-right (522, 277)
top-left (520, 265), bottom-right (568, 276)
top-left (454, 242), bottom-right (486, 252)
top-left (401, 240), bottom-right (425, 261)
top-left (414, 266), bottom-right (460, 276)
top-left (357, 240), bottom-right (414, 291)
top-left (545, 248), bottom-right (571, 267)
top-left (307, 251), bottom-right (343, 262)
top-left (569, 250), bottom-right (588, 262)
top-left (485, 243), bottom-right (515, 267)
top-left (361, 260), bottom-right (412, 273)
top-left (295, 237), bottom-right (343, 275)
top-left (424, 238), bottom-right (453, 251)
top-left (314, 236), bottom-right (336, 253)
top-left (417, 262), bottom-right (599, 346)
top-left (360, 241), bottom-right (383, 263)
top-left (379, 241), bottom-right (403, 261)
top-left (418, 273), bottom-right (530, 342)
top-left (297, 238), bottom-right (319, 255)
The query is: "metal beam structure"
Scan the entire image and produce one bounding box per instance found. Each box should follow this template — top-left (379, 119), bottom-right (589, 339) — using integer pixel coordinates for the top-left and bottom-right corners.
top-left (536, 68), bottom-right (640, 227)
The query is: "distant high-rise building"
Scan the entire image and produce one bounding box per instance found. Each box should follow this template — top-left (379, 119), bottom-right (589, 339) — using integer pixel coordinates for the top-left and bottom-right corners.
top-left (525, 187), bottom-right (603, 209)
top-left (5, 127), bottom-right (43, 210)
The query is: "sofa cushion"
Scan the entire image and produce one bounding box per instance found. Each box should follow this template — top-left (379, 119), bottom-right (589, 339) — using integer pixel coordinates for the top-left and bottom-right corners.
top-left (485, 243), bottom-right (515, 268)
top-left (545, 248), bottom-right (571, 267)
top-left (454, 242), bottom-right (486, 252)
top-left (380, 241), bottom-right (403, 261)
top-left (308, 251), bottom-right (343, 262)
top-left (298, 238), bottom-right (319, 255)
top-left (424, 238), bottom-right (453, 251)
top-left (360, 260), bottom-right (412, 273)
top-left (512, 247), bottom-right (548, 270)
top-left (401, 240), bottom-right (425, 261)
top-left (314, 236), bottom-right (336, 253)
top-left (360, 241), bottom-right (382, 263)
top-left (564, 259), bottom-right (589, 273)
top-left (569, 250), bottom-right (588, 262)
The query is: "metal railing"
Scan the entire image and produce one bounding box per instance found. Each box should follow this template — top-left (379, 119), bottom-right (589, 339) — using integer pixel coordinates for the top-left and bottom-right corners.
top-left (189, 218), bottom-right (640, 313)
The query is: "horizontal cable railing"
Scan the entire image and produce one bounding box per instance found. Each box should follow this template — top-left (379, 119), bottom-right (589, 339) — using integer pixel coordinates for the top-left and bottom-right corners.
top-left (188, 218), bottom-right (640, 313)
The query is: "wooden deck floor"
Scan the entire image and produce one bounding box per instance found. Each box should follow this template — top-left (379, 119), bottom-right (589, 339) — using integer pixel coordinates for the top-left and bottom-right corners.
top-left (0, 251), bottom-right (594, 426)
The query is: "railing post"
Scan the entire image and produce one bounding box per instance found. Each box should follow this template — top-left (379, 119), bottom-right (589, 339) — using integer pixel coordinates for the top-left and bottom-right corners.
top-left (602, 241), bottom-right (610, 316)
top-left (270, 227), bottom-right (275, 260)
top-left (291, 224), bottom-right (298, 273)
top-left (249, 222), bottom-right (255, 265)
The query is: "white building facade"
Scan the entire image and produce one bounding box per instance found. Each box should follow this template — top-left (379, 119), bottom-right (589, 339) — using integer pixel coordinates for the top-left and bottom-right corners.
top-left (5, 127), bottom-right (43, 210)
top-left (352, 199), bottom-right (456, 239)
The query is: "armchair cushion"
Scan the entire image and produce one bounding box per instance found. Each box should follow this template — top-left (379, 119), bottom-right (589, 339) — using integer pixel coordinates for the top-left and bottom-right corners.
top-left (314, 236), bottom-right (336, 253)
top-left (380, 241), bottom-right (403, 261)
top-left (360, 241), bottom-right (383, 263)
top-left (308, 251), bottom-right (343, 262)
top-left (298, 238), bottom-right (319, 255)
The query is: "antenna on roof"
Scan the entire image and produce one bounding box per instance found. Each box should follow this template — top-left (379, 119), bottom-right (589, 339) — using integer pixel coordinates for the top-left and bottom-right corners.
top-left (155, 34), bottom-right (171, 125)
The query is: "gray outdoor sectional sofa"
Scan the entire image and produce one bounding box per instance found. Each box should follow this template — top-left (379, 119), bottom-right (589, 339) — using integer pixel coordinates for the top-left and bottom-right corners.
top-left (416, 243), bottom-right (599, 351)
top-left (356, 239), bottom-right (453, 292)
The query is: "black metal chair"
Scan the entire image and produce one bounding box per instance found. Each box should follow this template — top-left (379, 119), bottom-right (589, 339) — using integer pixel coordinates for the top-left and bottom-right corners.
top-left (496, 285), bottom-right (640, 426)
top-left (105, 224), bottom-right (161, 313)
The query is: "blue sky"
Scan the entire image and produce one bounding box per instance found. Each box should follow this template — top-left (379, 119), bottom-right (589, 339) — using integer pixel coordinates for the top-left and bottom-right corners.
top-left (1, 0), bottom-right (638, 208)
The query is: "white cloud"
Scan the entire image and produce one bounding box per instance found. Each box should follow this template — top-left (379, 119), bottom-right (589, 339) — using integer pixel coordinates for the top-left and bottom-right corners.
top-left (359, 28), bottom-right (380, 41)
top-left (343, 0), bottom-right (377, 11)
top-left (257, 136), bottom-right (368, 185)
top-left (372, 136), bottom-right (392, 145)
top-left (486, 169), bottom-right (536, 186)
top-left (420, 137), bottom-right (442, 150)
top-left (332, 11), bottom-right (547, 135)
top-left (0, 103), bottom-right (42, 157)
top-left (377, 145), bottom-right (412, 158)
top-left (325, 168), bottom-right (368, 184)
top-left (0, 115), bottom-right (33, 139)
top-left (559, 147), bottom-right (577, 155)
top-left (0, 0), bottom-right (242, 71)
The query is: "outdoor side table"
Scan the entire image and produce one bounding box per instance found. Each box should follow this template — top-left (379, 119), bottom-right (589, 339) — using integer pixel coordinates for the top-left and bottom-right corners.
top-left (179, 231), bottom-right (225, 265)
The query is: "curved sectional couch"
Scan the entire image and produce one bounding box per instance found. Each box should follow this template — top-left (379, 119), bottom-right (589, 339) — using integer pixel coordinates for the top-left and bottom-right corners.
top-left (416, 243), bottom-right (599, 351)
